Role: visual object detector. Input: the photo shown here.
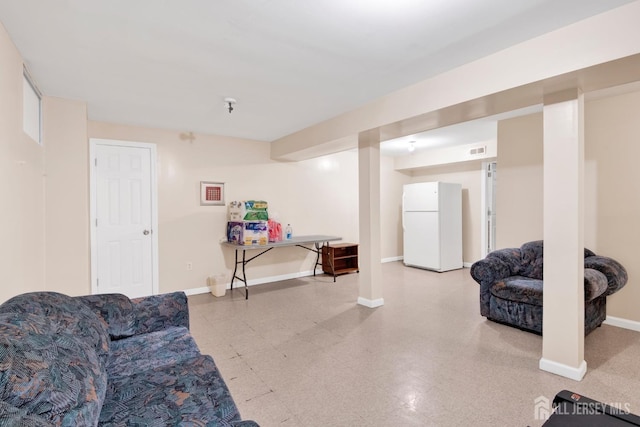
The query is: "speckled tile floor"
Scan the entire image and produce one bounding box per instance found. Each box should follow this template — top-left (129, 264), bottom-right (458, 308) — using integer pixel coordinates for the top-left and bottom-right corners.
top-left (187, 262), bottom-right (640, 427)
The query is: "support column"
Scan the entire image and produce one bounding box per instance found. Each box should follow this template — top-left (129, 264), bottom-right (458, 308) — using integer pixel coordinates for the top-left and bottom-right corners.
top-left (539, 89), bottom-right (586, 381)
top-left (357, 129), bottom-right (384, 308)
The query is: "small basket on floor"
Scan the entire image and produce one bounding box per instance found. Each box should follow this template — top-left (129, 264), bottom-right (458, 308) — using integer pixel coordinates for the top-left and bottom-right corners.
top-left (208, 274), bottom-right (227, 297)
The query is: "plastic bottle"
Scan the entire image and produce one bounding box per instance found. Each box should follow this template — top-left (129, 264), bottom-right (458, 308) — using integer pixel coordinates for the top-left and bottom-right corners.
top-left (285, 224), bottom-right (293, 240)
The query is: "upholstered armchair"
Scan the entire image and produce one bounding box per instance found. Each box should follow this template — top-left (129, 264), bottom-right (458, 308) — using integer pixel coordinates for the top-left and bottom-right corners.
top-left (470, 240), bottom-right (628, 335)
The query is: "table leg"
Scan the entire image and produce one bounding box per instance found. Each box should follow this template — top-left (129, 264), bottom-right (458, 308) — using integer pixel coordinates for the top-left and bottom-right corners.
top-left (229, 247), bottom-right (273, 300)
top-left (242, 250), bottom-right (248, 300)
top-left (230, 249), bottom-right (239, 290)
top-left (314, 242), bottom-right (321, 276)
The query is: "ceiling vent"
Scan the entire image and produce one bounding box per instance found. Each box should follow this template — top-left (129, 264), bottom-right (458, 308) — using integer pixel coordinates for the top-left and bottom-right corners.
top-left (469, 146), bottom-right (486, 155)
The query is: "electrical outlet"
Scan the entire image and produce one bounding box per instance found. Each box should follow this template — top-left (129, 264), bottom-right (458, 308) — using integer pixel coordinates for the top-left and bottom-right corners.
top-left (186, 262), bottom-right (193, 271)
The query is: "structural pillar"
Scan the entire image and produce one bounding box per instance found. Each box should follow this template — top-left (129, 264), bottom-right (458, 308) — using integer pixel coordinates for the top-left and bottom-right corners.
top-left (539, 89), bottom-right (586, 380)
top-left (357, 129), bottom-right (384, 308)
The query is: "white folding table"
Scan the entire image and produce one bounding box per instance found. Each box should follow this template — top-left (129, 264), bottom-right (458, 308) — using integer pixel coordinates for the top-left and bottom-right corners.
top-left (221, 235), bottom-right (342, 299)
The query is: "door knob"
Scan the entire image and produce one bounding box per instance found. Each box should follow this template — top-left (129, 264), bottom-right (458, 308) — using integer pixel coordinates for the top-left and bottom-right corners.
top-left (143, 230), bottom-right (150, 235)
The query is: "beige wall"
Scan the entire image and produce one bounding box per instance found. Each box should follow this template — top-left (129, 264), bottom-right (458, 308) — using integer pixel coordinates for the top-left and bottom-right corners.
top-left (89, 122), bottom-right (364, 294)
top-left (495, 113), bottom-right (544, 248)
top-left (43, 97), bottom-right (90, 295)
top-left (585, 89), bottom-right (640, 322)
top-left (380, 155), bottom-right (411, 261)
top-left (495, 92), bottom-right (640, 323)
top-left (411, 162), bottom-right (484, 264)
top-left (2, 11), bottom-right (638, 327)
top-left (0, 21), bottom-right (408, 303)
top-left (0, 25), bottom-right (46, 303)
top-left (0, 20), bottom-right (406, 301)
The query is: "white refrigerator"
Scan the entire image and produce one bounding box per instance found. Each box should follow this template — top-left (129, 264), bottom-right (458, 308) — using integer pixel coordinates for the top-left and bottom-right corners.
top-left (402, 181), bottom-right (462, 272)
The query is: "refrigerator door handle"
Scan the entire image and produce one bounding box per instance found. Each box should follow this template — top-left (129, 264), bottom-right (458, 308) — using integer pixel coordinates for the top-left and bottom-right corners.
top-left (402, 192), bottom-right (405, 231)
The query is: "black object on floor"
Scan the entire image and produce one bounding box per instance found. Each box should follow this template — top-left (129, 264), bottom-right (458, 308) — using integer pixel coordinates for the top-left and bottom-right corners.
top-left (543, 390), bottom-right (640, 426)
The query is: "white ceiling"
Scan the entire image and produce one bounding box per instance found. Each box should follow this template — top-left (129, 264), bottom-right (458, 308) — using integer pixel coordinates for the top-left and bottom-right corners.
top-left (381, 104), bottom-right (543, 157)
top-left (0, 0), bottom-right (634, 146)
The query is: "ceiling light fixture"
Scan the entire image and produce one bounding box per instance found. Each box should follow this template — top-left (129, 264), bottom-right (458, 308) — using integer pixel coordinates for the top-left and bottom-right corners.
top-left (224, 97), bottom-right (236, 114)
top-left (408, 141), bottom-right (416, 152)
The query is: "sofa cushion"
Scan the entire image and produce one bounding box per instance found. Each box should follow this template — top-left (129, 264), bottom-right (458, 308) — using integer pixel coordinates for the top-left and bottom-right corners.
top-left (485, 247), bottom-right (522, 277)
top-left (77, 293), bottom-right (136, 339)
top-left (0, 313), bottom-right (107, 426)
top-left (519, 241), bottom-right (544, 279)
top-left (0, 292), bottom-right (109, 363)
top-left (490, 276), bottom-right (543, 306)
top-left (492, 272), bottom-right (609, 306)
top-left (516, 241), bottom-right (597, 280)
top-left (106, 326), bottom-right (201, 378)
top-left (130, 292), bottom-right (190, 334)
top-left (0, 401), bottom-right (54, 426)
top-left (99, 355), bottom-right (245, 426)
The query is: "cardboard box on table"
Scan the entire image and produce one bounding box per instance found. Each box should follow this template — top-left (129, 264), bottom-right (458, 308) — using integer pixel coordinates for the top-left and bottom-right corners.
top-left (227, 221), bottom-right (269, 246)
top-left (228, 200), bottom-right (269, 222)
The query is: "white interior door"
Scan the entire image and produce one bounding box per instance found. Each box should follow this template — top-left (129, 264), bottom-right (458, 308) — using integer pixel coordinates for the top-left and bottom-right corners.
top-left (90, 139), bottom-right (158, 298)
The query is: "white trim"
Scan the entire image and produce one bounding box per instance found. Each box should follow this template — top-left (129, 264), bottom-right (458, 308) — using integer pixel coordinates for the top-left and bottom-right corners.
top-left (481, 161), bottom-right (497, 258)
top-left (480, 161), bottom-right (489, 258)
top-left (539, 358), bottom-right (587, 381)
top-left (184, 286), bottom-right (212, 296)
top-left (463, 262), bottom-right (473, 268)
top-left (382, 256), bottom-right (403, 263)
top-left (357, 297), bottom-right (385, 308)
top-left (22, 65), bottom-right (42, 145)
top-left (603, 316), bottom-right (640, 332)
top-left (182, 269), bottom-right (324, 296)
top-left (89, 138), bottom-right (159, 296)
top-left (89, 142), bottom-right (98, 294)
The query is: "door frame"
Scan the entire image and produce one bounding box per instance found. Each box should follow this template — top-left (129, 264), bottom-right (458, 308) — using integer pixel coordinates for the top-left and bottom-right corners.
top-left (89, 138), bottom-right (159, 296)
top-left (480, 160), bottom-right (497, 258)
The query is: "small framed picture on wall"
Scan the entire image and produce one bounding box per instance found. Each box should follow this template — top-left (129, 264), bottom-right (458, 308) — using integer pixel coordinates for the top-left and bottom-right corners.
top-left (200, 181), bottom-right (225, 206)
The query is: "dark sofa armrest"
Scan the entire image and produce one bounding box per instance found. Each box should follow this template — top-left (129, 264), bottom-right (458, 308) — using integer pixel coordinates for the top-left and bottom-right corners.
top-left (470, 255), bottom-right (515, 285)
top-left (584, 269), bottom-right (608, 302)
top-left (232, 421), bottom-right (260, 427)
top-left (130, 291), bottom-right (190, 335)
top-left (584, 256), bottom-right (628, 296)
top-left (470, 252), bottom-right (518, 317)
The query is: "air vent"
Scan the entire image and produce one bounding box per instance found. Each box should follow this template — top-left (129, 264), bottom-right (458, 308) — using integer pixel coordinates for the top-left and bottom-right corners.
top-left (470, 146), bottom-right (486, 155)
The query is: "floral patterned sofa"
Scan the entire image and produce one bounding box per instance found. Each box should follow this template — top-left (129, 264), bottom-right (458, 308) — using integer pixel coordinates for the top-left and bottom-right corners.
top-left (0, 291), bottom-right (259, 426)
top-left (470, 240), bottom-right (628, 335)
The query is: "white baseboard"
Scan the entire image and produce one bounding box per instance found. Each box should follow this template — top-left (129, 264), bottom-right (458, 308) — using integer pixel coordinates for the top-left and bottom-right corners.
top-left (603, 316), bottom-right (640, 332)
top-left (383, 256), bottom-right (471, 267)
top-left (183, 286), bottom-right (211, 296)
top-left (539, 358), bottom-right (587, 381)
top-left (183, 269), bottom-right (320, 296)
top-left (357, 297), bottom-right (384, 308)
